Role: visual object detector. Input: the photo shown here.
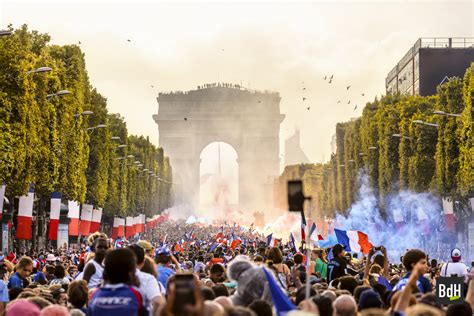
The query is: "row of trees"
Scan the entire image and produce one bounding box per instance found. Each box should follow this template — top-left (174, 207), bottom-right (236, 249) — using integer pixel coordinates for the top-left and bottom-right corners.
top-left (0, 25), bottom-right (172, 219)
top-left (276, 64), bottom-right (473, 221)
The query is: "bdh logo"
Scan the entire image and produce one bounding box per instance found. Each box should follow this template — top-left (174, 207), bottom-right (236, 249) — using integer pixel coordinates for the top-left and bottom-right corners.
top-left (436, 277), bottom-right (465, 304)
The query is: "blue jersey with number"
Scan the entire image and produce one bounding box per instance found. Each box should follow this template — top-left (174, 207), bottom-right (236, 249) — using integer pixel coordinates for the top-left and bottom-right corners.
top-left (88, 283), bottom-right (144, 316)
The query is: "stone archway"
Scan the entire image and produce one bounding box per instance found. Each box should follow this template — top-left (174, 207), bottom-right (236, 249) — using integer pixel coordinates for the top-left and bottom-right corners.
top-left (153, 84), bottom-right (284, 212)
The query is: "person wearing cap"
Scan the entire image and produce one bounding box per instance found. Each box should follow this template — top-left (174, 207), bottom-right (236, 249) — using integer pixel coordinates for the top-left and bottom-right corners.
top-left (440, 248), bottom-right (469, 278)
top-left (137, 240), bottom-right (154, 258)
top-left (155, 246), bottom-right (180, 289)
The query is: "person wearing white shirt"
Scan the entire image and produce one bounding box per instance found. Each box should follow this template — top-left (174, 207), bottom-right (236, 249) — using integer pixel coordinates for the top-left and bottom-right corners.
top-left (128, 244), bottom-right (165, 314)
top-left (440, 248), bottom-right (469, 278)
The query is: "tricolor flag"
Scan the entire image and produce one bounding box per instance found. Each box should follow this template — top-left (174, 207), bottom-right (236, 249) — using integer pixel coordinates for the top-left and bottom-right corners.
top-left (301, 211), bottom-right (306, 242)
top-left (442, 198), bottom-right (455, 231)
top-left (16, 187), bottom-right (34, 240)
top-left (68, 200), bottom-right (80, 236)
top-left (266, 233), bottom-right (278, 247)
top-left (79, 204), bottom-right (93, 236)
top-left (48, 192), bottom-right (61, 241)
top-left (126, 216), bottom-right (134, 238)
top-left (309, 223), bottom-right (324, 245)
top-left (133, 215), bottom-right (140, 234)
top-left (112, 217), bottom-right (120, 239)
top-left (230, 233), bottom-right (242, 249)
top-left (289, 232), bottom-right (297, 252)
top-left (90, 208), bottom-right (102, 233)
top-left (334, 229), bottom-right (373, 254)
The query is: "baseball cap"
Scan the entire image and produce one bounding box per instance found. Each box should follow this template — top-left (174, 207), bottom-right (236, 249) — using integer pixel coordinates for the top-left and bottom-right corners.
top-left (451, 248), bottom-right (462, 261)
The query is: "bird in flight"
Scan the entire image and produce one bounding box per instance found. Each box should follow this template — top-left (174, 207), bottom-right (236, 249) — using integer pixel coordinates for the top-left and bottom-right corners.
top-left (184, 117), bottom-right (187, 121)
top-left (127, 39), bottom-right (131, 42)
top-left (329, 79), bottom-right (332, 84)
top-left (258, 100), bottom-right (261, 103)
top-left (303, 87), bottom-right (306, 90)
top-left (347, 100), bottom-right (351, 104)
top-left (151, 85), bottom-right (154, 88)
top-left (346, 85), bottom-right (351, 90)
top-left (307, 107), bottom-right (311, 110)
top-left (353, 104), bottom-right (358, 110)
top-left (324, 76), bottom-right (327, 80)
top-left (78, 41), bottom-right (82, 45)
top-left (330, 75), bottom-right (334, 80)
top-left (337, 100), bottom-right (341, 103)
top-left (361, 93), bottom-right (365, 96)
top-left (303, 97), bottom-right (306, 101)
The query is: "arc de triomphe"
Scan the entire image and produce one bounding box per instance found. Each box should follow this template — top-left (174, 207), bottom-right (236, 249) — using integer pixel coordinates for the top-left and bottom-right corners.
top-left (153, 84), bottom-right (284, 212)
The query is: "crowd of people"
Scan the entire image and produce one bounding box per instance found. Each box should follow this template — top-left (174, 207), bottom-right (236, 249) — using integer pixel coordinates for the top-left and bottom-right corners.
top-left (0, 219), bottom-right (473, 316)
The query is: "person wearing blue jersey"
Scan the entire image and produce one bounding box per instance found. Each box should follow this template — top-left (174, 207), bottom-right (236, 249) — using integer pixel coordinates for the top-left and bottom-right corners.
top-left (393, 249), bottom-right (431, 293)
top-left (155, 246), bottom-right (181, 290)
top-left (88, 248), bottom-right (144, 316)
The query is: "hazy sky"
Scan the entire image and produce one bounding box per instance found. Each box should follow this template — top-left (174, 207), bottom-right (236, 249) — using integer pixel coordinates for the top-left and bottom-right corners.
top-left (2, 0), bottom-right (473, 170)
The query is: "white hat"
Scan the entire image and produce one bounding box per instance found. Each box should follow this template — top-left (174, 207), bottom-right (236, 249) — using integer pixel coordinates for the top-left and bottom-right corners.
top-left (46, 254), bottom-right (56, 262)
top-left (451, 248), bottom-right (462, 260)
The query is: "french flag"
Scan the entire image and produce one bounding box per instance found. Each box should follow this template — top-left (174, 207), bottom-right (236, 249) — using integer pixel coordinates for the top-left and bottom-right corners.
top-left (289, 232), bottom-right (297, 252)
top-left (334, 229), bottom-right (373, 254)
top-left (442, 199), bottom-right (455, 231)
top-left (301, 211), bottom-right (306, 242)
top-left (48, 192), bottom-right (61, 241)
top-left (90, 208), bottom-right (102, 233)
top-left (309, 223), bottom-right (324, 245)
top-left (230, 233), bottom-right (242, 249)
top-left (266, 233), bottom-right (278, 247)
top-left (79, 204), bottom-right (93, 236)
top-left (68, 200), bottom-right (80, 236)
top-left (112, 217), bottom-right (120, 239)
top-left (16, 187), bottom-right (34, 240)
top-left (133, 215), bottom-right (140, 234)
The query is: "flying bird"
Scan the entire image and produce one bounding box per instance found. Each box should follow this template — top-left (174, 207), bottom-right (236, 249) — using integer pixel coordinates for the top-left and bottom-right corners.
top-left (337, 100), bottom-right (341, 103)
top-left (330, 75), bottom-right (334, 79)
top-left (151, 85), bottom-right (154, 88)
top-left (361, 93), bottom-right (365, 96)
top-left (346, 85), bottom-right (351, 90)
top-left (303, 87), bottom-right (306, 90)
top-left (258, 100), bottom-right (262, 103)
top-left (329, 79), bottom-right (332, 84)
top-left (353, 104), bottom-right (358, 110)
top-left (127, 39), bottom-right (131, 42)
top-left (184, 117), bottom-right (187, 121)
top-left (347, 100), bottom-right (351, 104)
top-left (324, 76), bottom-right (327, 80)
top-left (307, 107), bottom-right (311, 110)
top-left (78, 41), bottom-right (81, 45)
top-left (303, 97), bottom-right (306, 101)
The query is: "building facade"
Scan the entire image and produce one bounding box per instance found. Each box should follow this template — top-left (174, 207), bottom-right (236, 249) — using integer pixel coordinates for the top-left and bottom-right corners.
top-left (386, 38), bottom-right (474, 96)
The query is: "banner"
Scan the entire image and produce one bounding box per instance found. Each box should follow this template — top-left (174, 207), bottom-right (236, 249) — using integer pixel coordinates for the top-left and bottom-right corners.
top-left (118, 218), bottom-right (125, 238)
top-left (48, 192), bottom-right (61, 240)
top-left (16, 187), bottom-right (34, 240)
top-left (90, 208), bottom-right (102, 233)
top-left (442, 198), bottom-right (455, 231)
top-left (126, 216), bottom-right (133, 238)
top-left (0, 184), bottom-right (5, 213)
top-left (67, 201), bottom-right (80, 236)
top-left (112, 217), bottom-right (120, 239)
top-left (79, 204), bottom-right (93, 236)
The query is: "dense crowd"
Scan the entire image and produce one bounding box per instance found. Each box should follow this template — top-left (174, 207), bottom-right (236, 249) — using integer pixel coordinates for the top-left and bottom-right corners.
top-left (0, 220), bottom-right (473, 316)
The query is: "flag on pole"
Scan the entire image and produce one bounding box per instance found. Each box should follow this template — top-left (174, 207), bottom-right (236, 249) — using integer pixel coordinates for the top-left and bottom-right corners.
top-left (309, 223), bottom-right (324, 244)
top-left (48, 192), bottom-right (61, 241)
top-left (334, 229), bottom-right (373, 254)
top-left (126, 217), bottom-right (134, 238)
top-left (118, 218), bottom-right (125, 237)
top-left (90, 208), bottom-right (102, 233)
top-left (289, 232), bottom-right (297, 252)
top-left (262, 267), bottom-right (296, 316)
top-left (16, 187), bottom-right (34, 240)
top-left (301, 211), bottom-right (306, 242)
top-left (68, 201), bottom-right (80, 236)
top-left (79, 204), bottom-right (93, 236)
top-left (266, 234), bottom-right (278, 247)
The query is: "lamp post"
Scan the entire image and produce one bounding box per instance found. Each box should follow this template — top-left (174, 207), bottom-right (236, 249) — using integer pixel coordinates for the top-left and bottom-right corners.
top-left (73, 111), bottom-right (93, 118)
top-left (26, 67), bottom-right (53, 75)
top-left (0, 30), bottom-right (12, 37)
top-left (433, 110), bottom-right (461, 118)
top-left (47, 90), bottom-right (71, 99)
top-left (86, 124), bottom-right (107, 131)
top-left (413, 120), bottom-right (438, 128)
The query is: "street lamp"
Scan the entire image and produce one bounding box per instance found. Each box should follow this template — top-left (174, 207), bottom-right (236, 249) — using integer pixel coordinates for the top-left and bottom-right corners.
top-left (115, 157), bottom-right (126, 160)
top-left (73, 111), bottom-right (93, 118)
top-left (413, 120), bottom-right (438, 127)
top-left (393, 133), bottom-right (412, 140)
top-left (348, 160), bottom-right (355, 163)
top-left (433, 110), bottom-right (461, 118)
top-left (26, 67), bottom-right (52, 75)
top-left (86, 124), bottom-right (107, 131)
top-left (126, 155), bottom-right (134, 159)
top-left (116, 144), bottom-right (127, 148)
top-left (0, 30), bottom-right (12, 37)
top-left (111, 136), bottom-right (121, 141)
top-left (368, 146), bottom-right (377, 150)
top-left (46, 90), bottom-right (71, 99)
